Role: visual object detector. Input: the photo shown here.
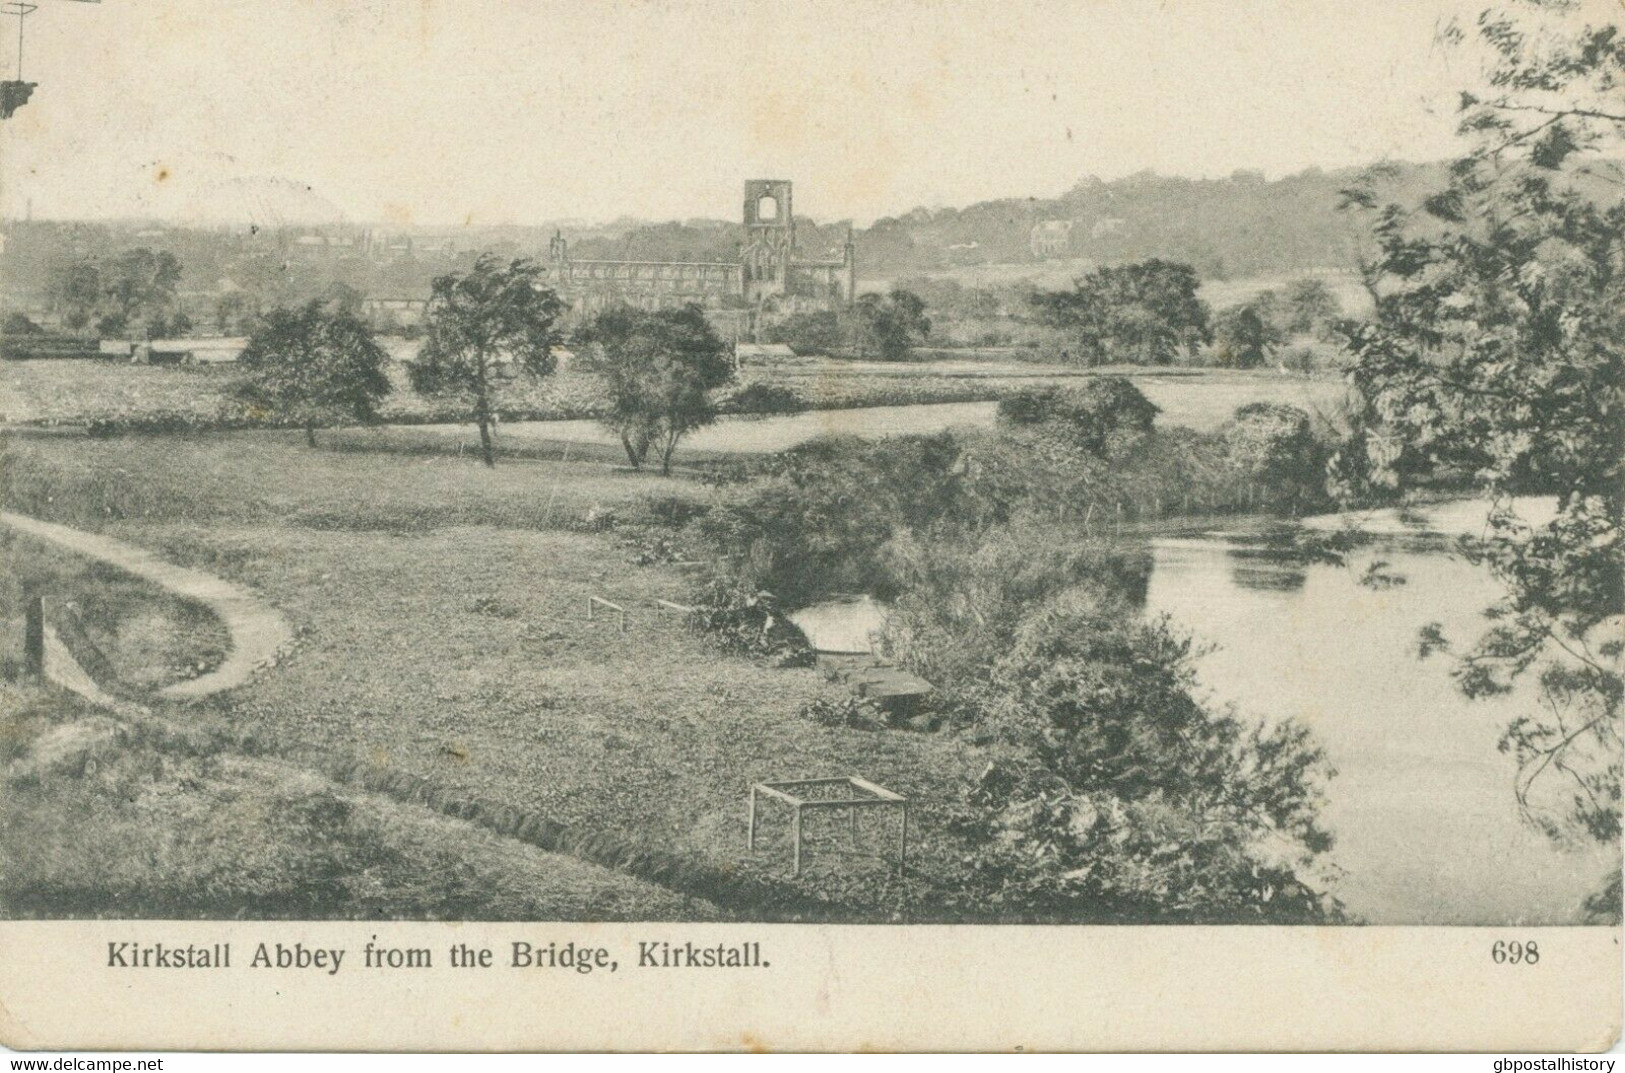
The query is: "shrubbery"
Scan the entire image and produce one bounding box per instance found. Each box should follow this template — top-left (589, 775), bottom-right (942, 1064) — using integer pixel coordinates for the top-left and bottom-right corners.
top-left (921, 589), bottom-right (1336, 921)
top-left (717, 381), bottom-right (808, 417)
top-left (679, 402), bottom-right (1342, 920)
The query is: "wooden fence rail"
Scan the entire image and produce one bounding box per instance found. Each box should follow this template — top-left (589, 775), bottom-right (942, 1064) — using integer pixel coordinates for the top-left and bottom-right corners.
top-left (587, 595), bottom-right (628, 632)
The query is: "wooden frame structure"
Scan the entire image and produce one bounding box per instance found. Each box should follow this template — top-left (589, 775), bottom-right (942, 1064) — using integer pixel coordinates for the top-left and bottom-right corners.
top-left (586, 595), bottom-right (628, 632)
top-left (748, 776), bottom-right (908, 877)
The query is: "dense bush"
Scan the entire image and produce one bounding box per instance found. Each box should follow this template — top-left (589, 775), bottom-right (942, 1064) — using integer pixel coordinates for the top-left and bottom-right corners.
top-left (1221, 403), bottom-right (1328, 512)
top-left (761, 310), bottom-right (846, 354)
top-left (685, 579), bottom-right (815, 666)
top-left (996, 376), bottom-right (1159, 453)
top-left (1211, 303), bottom-right (1285, 369)
top-left (935, 592), bottom-right (1336, 921)
top-left (696, 433), bottom-right (965, 605)
top-left (879, 523), bottom-right (1150, 707)
top-left (717, 381), bottom-right (808, 417)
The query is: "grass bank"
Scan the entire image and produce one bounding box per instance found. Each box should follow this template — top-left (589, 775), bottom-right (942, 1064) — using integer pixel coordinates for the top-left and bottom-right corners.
top-left (1, 431), bottom-right (996, 916)
top-left (0, 680), bottom-right (715, 919)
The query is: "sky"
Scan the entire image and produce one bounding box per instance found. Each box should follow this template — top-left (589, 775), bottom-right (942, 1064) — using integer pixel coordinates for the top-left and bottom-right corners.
top-left (0, 0), bottom-right (1505, 228)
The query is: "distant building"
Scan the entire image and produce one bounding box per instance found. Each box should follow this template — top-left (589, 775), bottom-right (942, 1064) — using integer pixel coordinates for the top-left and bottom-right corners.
top-left (543, 180), bottom-right (856, 337)
top-left (1030, 219), bottom-right (1075, 259)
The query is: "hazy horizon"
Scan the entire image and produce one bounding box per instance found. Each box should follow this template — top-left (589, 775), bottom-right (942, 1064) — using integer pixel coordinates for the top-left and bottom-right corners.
top-left (0, 156), bottom-right (1449, 234)
top-left (0, 0), bottom-right (1511, 230)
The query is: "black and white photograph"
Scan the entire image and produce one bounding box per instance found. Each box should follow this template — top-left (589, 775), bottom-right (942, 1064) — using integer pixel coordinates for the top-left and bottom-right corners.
top-left (0, 0), bottom-right (1619, 1053)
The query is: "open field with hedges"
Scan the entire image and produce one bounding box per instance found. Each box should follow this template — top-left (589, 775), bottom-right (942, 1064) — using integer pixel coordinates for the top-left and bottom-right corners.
top-left (1, 355), bottom-right (1347, 442)
top-left (2, 432), bottom-right (1000, 916)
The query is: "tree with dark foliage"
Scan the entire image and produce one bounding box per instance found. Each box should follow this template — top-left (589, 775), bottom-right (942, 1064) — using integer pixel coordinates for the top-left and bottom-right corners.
top-left (852, 289), bottom-right (930, 361)
top-left (1339, 0), bottom-right (1623, 906)
top-left (97, 248), bottom-right (184, 338)
top-left (577, 303), bottom-right (734, 474)
top-left (409, 254), bottom-right (564, 467)
top-left (50, 261), bottom-right (101, 332)
top-left (237, 301), bottom-right (391, 448)
top-left (1213, 302), bottom-right (1285, 368)
top-left (1029, 259), bottom-right (1210, 365)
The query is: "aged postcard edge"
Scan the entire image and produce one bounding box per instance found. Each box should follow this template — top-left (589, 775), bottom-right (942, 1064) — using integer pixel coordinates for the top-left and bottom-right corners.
top-left (0, 924), bottom-right (1617, 1052)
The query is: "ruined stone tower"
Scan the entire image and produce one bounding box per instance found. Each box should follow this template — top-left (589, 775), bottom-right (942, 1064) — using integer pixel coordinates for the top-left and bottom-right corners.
top-left (742, 179), bottom-right (795, 303)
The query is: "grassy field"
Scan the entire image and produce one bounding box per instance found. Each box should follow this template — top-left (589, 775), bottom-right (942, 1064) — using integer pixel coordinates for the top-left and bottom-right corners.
top-left (0, 680), bottom-right (715, 919)
top-left (2, 431), bottom-right (998, 914)
top-left (0, 348), bottom-right (1354, 918)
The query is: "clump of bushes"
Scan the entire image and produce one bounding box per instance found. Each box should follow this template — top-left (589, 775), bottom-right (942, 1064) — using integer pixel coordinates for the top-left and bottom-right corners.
top-left (997, 377), bottom-right (1160, 448)
top-left (928, 591), bottom-right (1338, 922)
top-left (1222, 403), bottom-right (1329, 513)
top-left (717, 381), bottom-right (807, 417)
top-left (686, 580), bottom-right (814, 667)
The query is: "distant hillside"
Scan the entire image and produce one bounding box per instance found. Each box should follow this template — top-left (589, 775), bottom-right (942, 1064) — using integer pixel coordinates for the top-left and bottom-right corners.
top-left (0, 163), bottom-right (1454, 321)
top-left (561, 164), bottom-right (1446, 283)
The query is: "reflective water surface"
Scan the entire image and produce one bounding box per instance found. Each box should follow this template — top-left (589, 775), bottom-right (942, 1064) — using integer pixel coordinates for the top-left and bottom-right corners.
top-left (1148, 499), bottom-right (1616, 924)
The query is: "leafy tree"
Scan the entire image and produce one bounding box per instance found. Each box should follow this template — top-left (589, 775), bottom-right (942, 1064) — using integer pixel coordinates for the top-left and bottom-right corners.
top-left (1029, 259), bottom-right (1210, 364)
top-left (214, 291), bottom-right (250, 334)
top-left (409, 254), bottom-right (564, 467)
top-left (1283, 277), bottom-right (1343, 337)
top-left (148, 310), bottom-right (195, 339)
top-left (98, 248), bottom-right (184, 338)
top-left (1338, 2), bottom-right (1624, 866)
top-left (50, 261), bottom-right (102, 332)
top-left (237, 301), bottom-right (391, 447)
top-left (852, 289), bottom-right (930, 360)
top-left (577, 303), bottom-right (733, 474)
top-left (1212, 302), bottom-right (1285, 368)
top-left (997, 377), bottom-right (1159, 453)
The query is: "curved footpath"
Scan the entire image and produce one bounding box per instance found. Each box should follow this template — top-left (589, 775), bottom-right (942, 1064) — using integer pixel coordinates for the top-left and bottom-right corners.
top-left (1, 510), bottom-right (293, 699)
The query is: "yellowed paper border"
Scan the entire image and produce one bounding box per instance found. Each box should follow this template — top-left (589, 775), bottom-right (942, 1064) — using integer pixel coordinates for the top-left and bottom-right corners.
top-left (0, 923), bottom-right (1616, 1052)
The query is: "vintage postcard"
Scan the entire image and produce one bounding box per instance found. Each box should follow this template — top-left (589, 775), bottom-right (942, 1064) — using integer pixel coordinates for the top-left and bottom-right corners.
top-left (0, 0), bottom-right (1620, 1054)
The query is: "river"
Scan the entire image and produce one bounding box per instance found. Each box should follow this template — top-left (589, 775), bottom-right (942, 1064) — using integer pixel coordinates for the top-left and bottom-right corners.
top-left (1146, 499), bottom-right (1616, 924)
top-left (795, 499), bottom-right (1617, 924)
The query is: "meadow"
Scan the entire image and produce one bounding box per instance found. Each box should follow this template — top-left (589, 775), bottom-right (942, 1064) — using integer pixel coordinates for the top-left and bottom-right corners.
top-left (1, 431), bottom-right (997, 916)
top-left (0, 680), bottom-right (716, 919)
top-left (0, 355), bottom-right (1349, 919)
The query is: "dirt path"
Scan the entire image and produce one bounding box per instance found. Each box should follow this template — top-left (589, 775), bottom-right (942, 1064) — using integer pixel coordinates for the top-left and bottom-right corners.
top-left (1, 510), bottom-right (293, 699)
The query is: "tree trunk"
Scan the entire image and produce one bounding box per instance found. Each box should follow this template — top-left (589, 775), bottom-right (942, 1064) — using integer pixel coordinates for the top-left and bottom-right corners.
top-left (477, 412), bottom-right (495, 467)
top-left (474, 353), bottom-right (496, 467)
top-left (620, 433), bottom-right (642, 469)
top-left (305, 422), bottom-right (317, 448)
top-left (660, 431), bottom-right (681, 475)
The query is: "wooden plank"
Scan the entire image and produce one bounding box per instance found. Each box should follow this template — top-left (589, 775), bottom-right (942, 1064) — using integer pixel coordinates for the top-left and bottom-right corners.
top-left (753, 784), bottom-right (805, 807)
top-left (848, 775), bottom-right (906, 802)
top-left (797, 798), bottom-right (903, 810)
